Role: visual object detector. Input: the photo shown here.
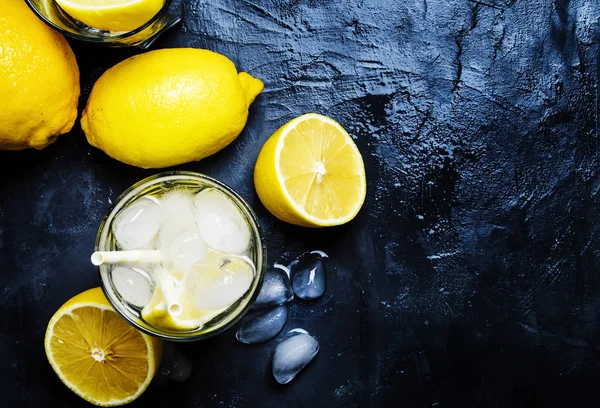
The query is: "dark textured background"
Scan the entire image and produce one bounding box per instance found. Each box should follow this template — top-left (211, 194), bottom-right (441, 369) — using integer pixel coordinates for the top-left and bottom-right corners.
top-left (2, 0), bottom-right (600, 406)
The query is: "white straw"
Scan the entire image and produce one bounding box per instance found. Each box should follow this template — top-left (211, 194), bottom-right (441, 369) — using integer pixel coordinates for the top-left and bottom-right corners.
top-left (154, 268), bottom-right (182, 318)
top-left (91, 250), bottom-right (161, 266)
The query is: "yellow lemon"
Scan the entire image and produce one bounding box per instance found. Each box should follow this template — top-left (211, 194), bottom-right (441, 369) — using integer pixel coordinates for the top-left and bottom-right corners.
top-left (0, 0), bottom-right (80, 150)
top-left (44, 288), bottom-right (162, 406)
top-left (81, 48), bottom-right (263, 169)
top-left (254, 113), bottom-right (367, 227)
top-left (55, 0), bottom-right (165, 32)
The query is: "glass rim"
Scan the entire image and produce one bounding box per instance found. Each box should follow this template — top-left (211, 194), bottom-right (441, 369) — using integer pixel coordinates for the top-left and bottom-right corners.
top-left (95, 171), bottom-right (267, 341)
top-left (24, 0), bottom-right (174, 43)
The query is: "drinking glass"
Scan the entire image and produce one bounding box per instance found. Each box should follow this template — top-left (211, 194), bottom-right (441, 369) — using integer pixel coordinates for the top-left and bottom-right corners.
top-left (96, 171), bottom-right (267, 341)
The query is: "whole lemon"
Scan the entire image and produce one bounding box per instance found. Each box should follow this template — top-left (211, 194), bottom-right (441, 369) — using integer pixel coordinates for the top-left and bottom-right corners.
top-left (0, 0), bottom-right (80, 150)
top-left (81, 48), bottom-right (264, 168)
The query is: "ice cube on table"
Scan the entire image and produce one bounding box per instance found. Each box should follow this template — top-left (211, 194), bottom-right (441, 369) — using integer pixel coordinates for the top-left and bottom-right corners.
top-left (112, 197), bottom-right (162, 250)
top-left (111, 266), bottom-right (153, 307)
top-left (236, 305), bottom-right (288, 344)
top-left (193, 188), bottom-right (251, 255)
top-left (169, 230), bottom-right (207, 273)
top-left (272, 329), bottom-right (319, 384)
top-left (290, 253), bottom-right (327, 300)
top-left (253, 267), bottom-right (293, 309)
top-left (191, 252), bottom-right (254, 310)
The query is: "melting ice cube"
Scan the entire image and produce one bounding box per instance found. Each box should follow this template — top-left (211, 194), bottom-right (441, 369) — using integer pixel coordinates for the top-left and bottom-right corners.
top-left (192, 253), bottom-right (254, 310)
top-left (253, 267), bottom-right (293, 309)
top-left (112, 197), bottom-right (162, 250)
top-left (159, 190), bottom-right (196, 231)
top-left (111, 266), bottom-right (153, 307)
top-left (193, 188), bottom-right (251, 255)
top-left (290, 253), bottom-right (327, 300)
top-left (156, 191), bottom-right (199, 267)
top-left (169, 230), bottom-right (207, 273)
top-left (236, 305), bottom-right (288, 344)
top-left (272, 329), bottom-right (319, 384)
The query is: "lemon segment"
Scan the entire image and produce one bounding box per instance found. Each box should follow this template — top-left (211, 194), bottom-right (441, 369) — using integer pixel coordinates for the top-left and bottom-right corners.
top-left (254, 113), bottom-right (367, 227)
top-left (44, 288), bottom-right (162, 407)
top-left (55, 0), bottom-right (165, 32)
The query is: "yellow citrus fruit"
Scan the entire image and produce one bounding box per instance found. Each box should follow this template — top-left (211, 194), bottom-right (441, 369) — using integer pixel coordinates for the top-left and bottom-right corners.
top-left (55, 0), bottom-right (164, 32)
top-left (254, 113), bottom-right (367, 227)
top-left (0, 0), bottom-right (80, 150)
top-left (81, 48), bottom-right (263, 169)
top-left (44, 287), bottom-right (162, 406)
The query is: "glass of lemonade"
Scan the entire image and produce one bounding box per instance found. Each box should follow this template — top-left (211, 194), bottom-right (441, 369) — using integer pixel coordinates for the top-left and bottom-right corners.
top-left (96, 172), bottom-right (266, 341)
top-left (25, 0), bottom-right (180, 48)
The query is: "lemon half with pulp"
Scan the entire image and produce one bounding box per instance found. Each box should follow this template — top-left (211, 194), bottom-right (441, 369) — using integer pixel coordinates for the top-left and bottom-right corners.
top-left (44, 288), bottom-right (162, 406)
top-left (254, 113), bottom-right (367, 227)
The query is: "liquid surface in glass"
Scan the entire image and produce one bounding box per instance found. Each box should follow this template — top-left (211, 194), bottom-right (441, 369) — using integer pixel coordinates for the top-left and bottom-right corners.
top-left (107, 184), bottom-right (256, 333)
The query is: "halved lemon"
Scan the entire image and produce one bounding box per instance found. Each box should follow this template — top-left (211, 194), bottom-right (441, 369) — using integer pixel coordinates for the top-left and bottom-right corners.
top-left (44, 288), bottom-right (162, 407)
top-left (254, 113), bottom-right (367, 227)
top-left (54, 0), bottom-right (164, 32)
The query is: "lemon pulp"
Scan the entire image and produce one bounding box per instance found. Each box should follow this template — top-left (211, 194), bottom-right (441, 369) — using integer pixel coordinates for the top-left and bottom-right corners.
top-left (44, 288), bottom-right (162, 407)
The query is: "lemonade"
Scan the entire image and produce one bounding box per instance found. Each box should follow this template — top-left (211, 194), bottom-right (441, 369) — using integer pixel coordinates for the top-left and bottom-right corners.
top-left (96, 172), bottom-right (265, 340)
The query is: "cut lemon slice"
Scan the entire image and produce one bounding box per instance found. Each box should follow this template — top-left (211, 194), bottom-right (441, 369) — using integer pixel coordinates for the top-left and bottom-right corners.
top-left (44, 287), bottom-right (162, 407)
top-left (55, 0), bottom-right (165, 32)
top-left (254, 113), bottom-right (367, 227)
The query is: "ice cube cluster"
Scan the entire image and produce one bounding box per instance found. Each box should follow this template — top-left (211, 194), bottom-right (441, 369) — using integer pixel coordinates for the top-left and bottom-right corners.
top-left (109, 187), bottom-right (254, 313)
top-left (236, 251), bottom-right (329, 384)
